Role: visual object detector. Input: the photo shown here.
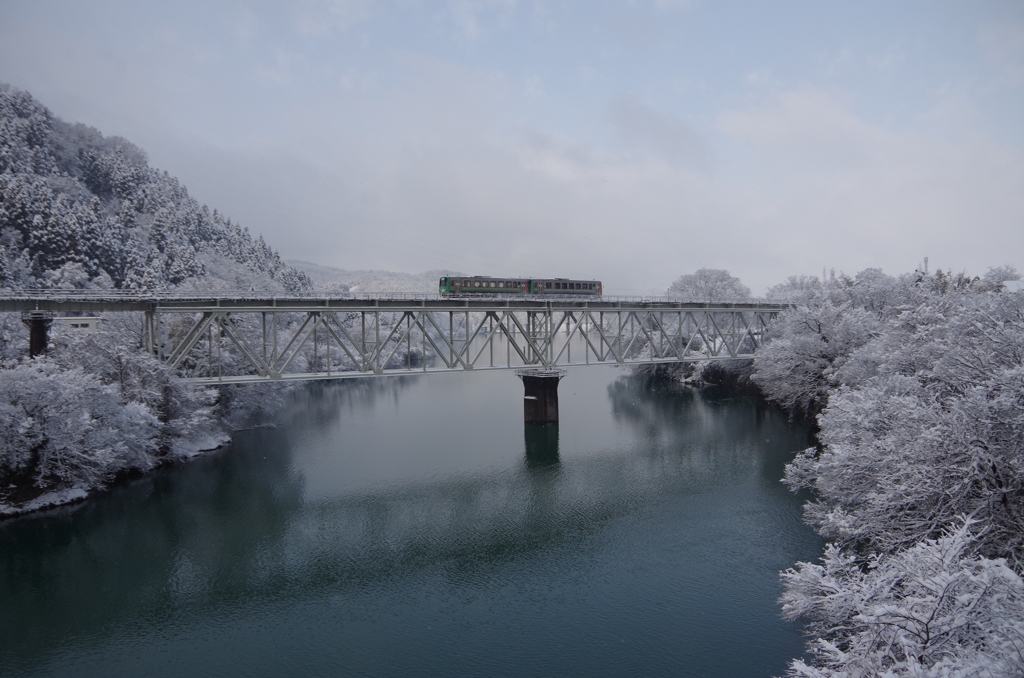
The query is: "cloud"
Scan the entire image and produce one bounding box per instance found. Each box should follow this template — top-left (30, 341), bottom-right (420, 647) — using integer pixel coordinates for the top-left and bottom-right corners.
top-left (719, 87), bottom-right (885, 169)
top-left (2, 1), bottom-right (1020, 296)
top-left (715, 85), bottom-right (1024, 282)
top-left (606, 97), bottom-right (711, 169)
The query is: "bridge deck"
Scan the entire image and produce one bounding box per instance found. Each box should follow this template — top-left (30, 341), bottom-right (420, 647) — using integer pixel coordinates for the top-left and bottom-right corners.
top-left (0, 291), bottom-right (786, 313)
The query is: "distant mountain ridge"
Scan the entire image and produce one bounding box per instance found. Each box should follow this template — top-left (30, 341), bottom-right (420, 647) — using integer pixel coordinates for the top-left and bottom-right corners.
top-left (289, 260), bottom-right (463, 295)
top-left (0, 83), bottom-right (311, 293)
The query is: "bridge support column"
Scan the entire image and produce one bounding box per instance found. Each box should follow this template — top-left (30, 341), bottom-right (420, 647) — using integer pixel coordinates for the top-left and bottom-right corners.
top-left (516, 368), bottom-right (565, 424)
top-left (21, 311), bottom-right (54, 357)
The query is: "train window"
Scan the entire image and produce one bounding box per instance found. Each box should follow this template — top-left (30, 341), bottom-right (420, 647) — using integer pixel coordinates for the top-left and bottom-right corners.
top-left (545, 282), bottom-right (551, 289)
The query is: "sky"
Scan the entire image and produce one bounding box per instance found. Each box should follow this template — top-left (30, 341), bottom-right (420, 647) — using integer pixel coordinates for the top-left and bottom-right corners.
top-left (1, 0), bottom-right (1022, 295)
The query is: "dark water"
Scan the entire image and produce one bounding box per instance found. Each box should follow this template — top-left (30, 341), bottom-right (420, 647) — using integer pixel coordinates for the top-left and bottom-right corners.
top-left (0, 366), bottom-right (821, 677)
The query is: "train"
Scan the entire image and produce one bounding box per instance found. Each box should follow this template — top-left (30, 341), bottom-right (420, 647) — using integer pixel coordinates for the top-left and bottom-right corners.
top-left (439, 276), bottom-right (603, 296)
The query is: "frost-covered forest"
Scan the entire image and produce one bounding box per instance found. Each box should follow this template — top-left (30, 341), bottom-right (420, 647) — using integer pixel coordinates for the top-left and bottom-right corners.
top-left (749, 266), bottom-right (1024, 677)
top-left (0, 84), bottom-right (311, 293)
top-left (0, 84), bottom-right (315, 514)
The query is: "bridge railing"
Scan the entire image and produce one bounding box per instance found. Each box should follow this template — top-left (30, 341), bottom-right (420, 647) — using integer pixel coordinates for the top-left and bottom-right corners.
top-left (0, 288), bottom-right (778, 305)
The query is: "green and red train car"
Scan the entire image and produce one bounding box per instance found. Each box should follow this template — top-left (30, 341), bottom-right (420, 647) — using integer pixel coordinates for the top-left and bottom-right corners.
top-left (438, 276), bottom-right (603, 296)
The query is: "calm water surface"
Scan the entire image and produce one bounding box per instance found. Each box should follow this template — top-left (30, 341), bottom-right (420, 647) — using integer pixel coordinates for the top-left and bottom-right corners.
top-left (0, 365), bottom-right (821, 677)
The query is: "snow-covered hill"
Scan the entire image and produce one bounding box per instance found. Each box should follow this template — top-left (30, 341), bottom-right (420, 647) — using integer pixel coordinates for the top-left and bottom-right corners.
top-left (0, 83), bottom-right (310, 293)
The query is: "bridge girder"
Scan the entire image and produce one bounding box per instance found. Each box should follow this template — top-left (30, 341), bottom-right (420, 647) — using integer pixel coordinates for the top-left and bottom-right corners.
top-left (0, 293), bottom-right (785, 383)
top-left (147, 303), bottom-right (778, 384)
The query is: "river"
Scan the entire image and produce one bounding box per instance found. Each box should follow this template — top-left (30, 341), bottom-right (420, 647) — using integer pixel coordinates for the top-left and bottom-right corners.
top-left (0, 364), bottom-right (821, 677)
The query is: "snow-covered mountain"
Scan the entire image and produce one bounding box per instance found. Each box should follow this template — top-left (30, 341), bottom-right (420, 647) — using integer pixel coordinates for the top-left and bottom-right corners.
top-left (0, 83), bottom-right (310, 293)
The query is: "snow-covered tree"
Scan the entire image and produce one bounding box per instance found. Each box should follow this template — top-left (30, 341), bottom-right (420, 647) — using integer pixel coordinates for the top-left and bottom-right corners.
top-left (752, 299), bottom-right (882, 417)
top-left (781, 522), bottom-right (1024, 678)
top-left (766, 274), bottom-right (822, 303)
top-left (0, 359), bottom-right (160, 490)
top-left (0, 82), bottom-right (311, 293)
top-left (785, 366), bottom-right (1024, 566)
top-left (754, 267), bottom-right (1024, 673)
top-left (48, 329), bottom-right (218, 452)
top-left (667, 268), bottom-right (751, 302)
top-left (981, 264), bottom-right (1020, 291)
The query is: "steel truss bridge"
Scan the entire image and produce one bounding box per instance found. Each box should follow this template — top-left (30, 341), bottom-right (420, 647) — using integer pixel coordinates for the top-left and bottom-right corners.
top-left (1, 292), bottom-right (788, 384)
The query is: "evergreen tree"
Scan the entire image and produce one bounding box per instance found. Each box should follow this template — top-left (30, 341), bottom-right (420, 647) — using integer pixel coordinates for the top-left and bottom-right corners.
top-left (0, 82), bottom-right (310, 292)
top-left (0, 244), bottom-right (10, 287)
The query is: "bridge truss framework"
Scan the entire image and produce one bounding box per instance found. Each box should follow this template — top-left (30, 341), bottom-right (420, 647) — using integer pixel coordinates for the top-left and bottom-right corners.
top-left (1, 294), bottom-right (788, 384)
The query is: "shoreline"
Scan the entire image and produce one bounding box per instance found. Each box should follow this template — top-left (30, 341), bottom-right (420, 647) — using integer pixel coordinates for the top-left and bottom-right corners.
top-left (0, 431), bottom-right (231, 518)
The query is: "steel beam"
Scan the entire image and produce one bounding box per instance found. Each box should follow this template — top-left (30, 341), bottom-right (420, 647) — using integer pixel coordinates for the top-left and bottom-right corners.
top-left (0, 292), bottom-right (786, 383)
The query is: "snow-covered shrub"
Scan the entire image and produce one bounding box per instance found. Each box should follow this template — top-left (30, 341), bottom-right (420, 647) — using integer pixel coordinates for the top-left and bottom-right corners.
top-left (781, 522), bottom-right (1024, 678)
top-left (0, 359), bottom-right (159, 491)
top-left (0, 312), bottom-right (27, 361)
top-left (47, 329), bottom-right (218, 451)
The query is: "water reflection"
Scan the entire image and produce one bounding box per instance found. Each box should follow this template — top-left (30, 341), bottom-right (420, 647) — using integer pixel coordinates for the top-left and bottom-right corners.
top-left (0, 368), bottom-right (821, 678)
top-left (291, 374), bottom-right (420, 425)
top-left (606, 373), bottom-right (814, 486)
top-left (0, 436), bottom-right (306, 671)
top-left (523, 423), bottom-right (560, 469)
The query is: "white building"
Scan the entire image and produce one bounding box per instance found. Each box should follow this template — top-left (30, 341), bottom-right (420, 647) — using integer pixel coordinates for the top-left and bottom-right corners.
top-left (54, 317), bottom-right (104, 333)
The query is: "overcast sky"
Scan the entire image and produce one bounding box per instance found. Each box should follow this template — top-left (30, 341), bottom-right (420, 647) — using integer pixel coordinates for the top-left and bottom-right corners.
top-left (2, 0), bottom-right (1022, 295)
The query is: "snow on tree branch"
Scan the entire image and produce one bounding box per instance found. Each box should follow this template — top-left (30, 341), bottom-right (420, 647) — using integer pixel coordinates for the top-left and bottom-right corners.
top-left (781, 521), bottom-right (1024, 677)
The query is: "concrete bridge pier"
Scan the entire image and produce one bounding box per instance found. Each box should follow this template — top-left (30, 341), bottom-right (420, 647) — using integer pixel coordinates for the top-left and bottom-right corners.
top-left (516, 368), bottom-right (566, 424)
top-left (21, 311), bottom-right (54, 357)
